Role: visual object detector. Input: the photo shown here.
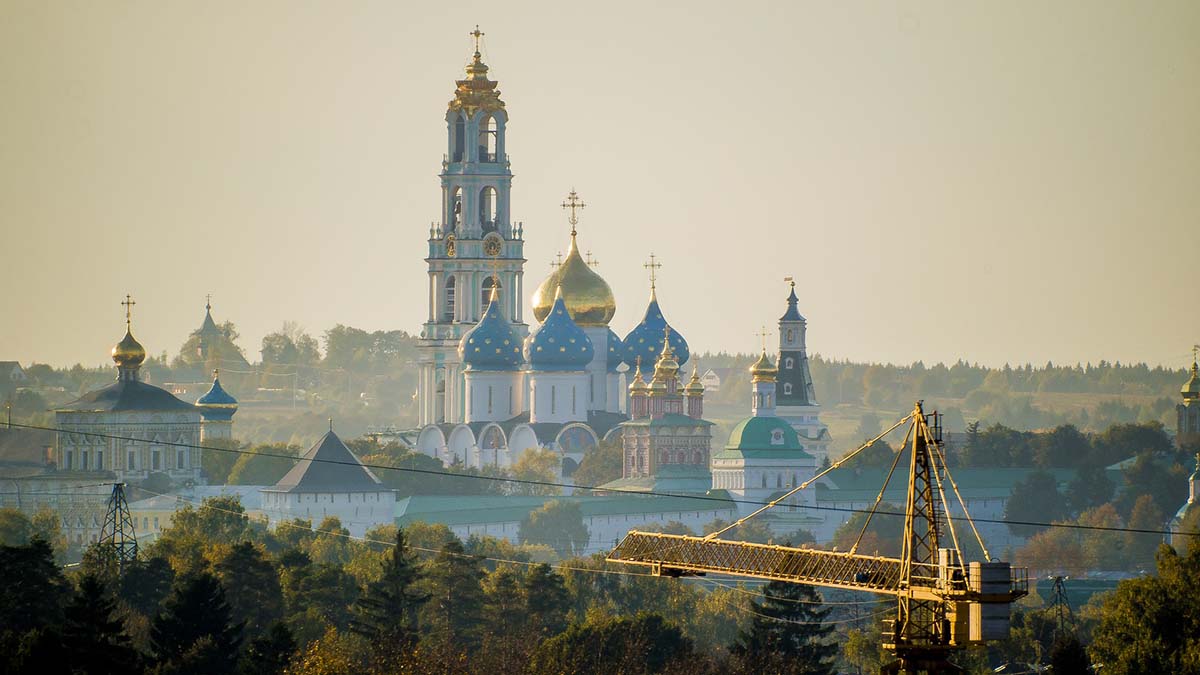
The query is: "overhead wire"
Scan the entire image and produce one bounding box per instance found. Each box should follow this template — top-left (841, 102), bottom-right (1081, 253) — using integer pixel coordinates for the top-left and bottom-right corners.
top-left (7, 421), bottom-right (1197, 539)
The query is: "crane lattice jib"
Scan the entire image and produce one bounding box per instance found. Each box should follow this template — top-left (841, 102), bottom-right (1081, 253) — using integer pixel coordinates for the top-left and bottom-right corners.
top-left (607, 532), bottom-right (1022, 604)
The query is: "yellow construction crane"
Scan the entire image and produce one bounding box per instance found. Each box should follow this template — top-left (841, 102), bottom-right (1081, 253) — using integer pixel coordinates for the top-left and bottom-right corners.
top-left (607, 402), bottom-right (1027, 675)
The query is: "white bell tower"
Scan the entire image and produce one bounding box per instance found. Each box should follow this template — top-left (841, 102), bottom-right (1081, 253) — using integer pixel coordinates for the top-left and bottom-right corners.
top-left (417, 28), bottom-right (528, 426)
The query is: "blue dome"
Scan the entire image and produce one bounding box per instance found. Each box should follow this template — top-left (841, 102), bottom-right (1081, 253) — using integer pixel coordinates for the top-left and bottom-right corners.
top-left (526, 289), bottom-right (594, 371)
top-left (621, 291), bottom-right (689, 370)
top-left (196, 374), bottom-right (237, 421)
top-left (196, 376), bottom-right (237, 407)
top-left (459, 292), bottom-right (523, 371)
top-left (606, 328), bottom-right (624, 372)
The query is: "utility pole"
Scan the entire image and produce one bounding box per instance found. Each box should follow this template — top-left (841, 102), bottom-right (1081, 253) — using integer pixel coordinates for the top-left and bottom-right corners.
top-left (97, 483), bottom-right (138, 577)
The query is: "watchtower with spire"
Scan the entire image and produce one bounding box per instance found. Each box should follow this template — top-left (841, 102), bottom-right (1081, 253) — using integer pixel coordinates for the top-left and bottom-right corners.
top-left (419, 27), bottom-right (528, 426)
top-left (773, 278), bottom-right (831, 461)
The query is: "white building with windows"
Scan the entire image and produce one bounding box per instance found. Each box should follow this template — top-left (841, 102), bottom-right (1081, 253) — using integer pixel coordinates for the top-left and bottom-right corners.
top-left (260, 430), bottom-right (396, 538)
top-left (55, 305), bottom-right (207, 484)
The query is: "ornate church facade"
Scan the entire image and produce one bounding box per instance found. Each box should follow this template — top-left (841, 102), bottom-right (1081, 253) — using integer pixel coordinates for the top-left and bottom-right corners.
top-left (412, 40), bottom-right (693, 478)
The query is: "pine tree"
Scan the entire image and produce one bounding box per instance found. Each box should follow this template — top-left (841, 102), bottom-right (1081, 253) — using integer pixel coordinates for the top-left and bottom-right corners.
top-left (238, 622), bottom-right (296, 675)
top-left (214, 541), bottom-right (284, 638)
top-left (120, 556), bottom-right (175, 617)
top-left (151, 571), bottom-right (243, 671)
top-left (62, 574), bottom-right (141, 675)
top-left (0, 538), bottom-right (69, 635)
top-left (730, 581), bottom-right (837, 675)
top-left (422, 539), bottom-right (485, 649)
top-left (348, 528), bottom-right (427, 653)
top-left (523, 563), bottom-right (569, 638)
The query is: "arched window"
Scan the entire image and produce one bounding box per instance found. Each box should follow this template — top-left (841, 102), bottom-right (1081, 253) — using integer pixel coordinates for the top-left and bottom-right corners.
top-left (783, 383), bottom-right (793, 395)
top-left (784, 357), bottom-right (794, 369)
top-left (443, 276), bottom-right (456, 322)
top-left (449, 187), bottom-right (462, 231)
top-left (786, 329), bottom-right (794, 342)
top-left (661, 451), bottom-right (670, 464)
top-left (452, 116), bottom-right (465, 162)
top-left (693, 450), bottom-right (703, 464)
top-left (482, 277), bottom-right (501, 308)
top-left (479, 116), bottom-right (498, 162)
top-left (479, 186), bottom-right (497, 233)
top-left (677, 451), bottom-right (686, 463)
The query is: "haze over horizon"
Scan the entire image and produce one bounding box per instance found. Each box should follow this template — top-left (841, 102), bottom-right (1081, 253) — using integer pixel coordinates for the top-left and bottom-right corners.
top-left (2, 1), bottom-right (1197, 370)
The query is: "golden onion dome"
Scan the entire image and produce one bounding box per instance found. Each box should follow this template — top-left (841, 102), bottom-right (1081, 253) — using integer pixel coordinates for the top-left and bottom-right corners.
top-left (651, 333), bottom-right (680, 382)
top-left (1183, 361), bottom-right (1200, 400)
top-left (531, 231), bottom-right (616, 327)
top-left (750, 351), bottom-right (778, 383)
top-left (112, 329), bottom-right (147, 369)
top-left (629, 360), bottom-right (649, 394)
top-left (685, 365), bottom-right (704, 395)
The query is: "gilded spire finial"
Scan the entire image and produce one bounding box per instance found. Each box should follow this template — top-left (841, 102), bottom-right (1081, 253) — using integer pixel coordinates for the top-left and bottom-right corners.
top-left (121, 294), bottom-right (136, 330)
top-left (784, 275), bottom-right (795, 290)
top-left (470, 25), bottom-right (484, 58)
top-left (561, 189), bottom-right (585, 237)
top-left (329, 417), bottom-right (334, 432)
top-left (213, 368), bottom-right (219, 379)
top-left (643, 253), bottom-right (661, 293)
top-left (205, 293), bottom-right (212, 311)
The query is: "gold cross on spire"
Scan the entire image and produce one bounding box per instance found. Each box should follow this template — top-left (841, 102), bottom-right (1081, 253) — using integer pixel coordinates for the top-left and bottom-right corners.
top-left (205, 293), bottom-right (212, 310)
top-left (550, 252), bottom-right (564, 269)
top-left (561, 189), bottom-right (585, 235)
top-left (784, 276), bottom-right (795, 289)
top-left (489, 253), bottom-right (502, 287)
top-left (644, 253), bottom-right (662, 290)
top-left (470, 25), bottom-right (484, 55)
top-left (756, 326), bottom-right (772, 353)
top-left (1193, 344), bottom-right (1199, 365)
top-left (121, 294), bottom-right (136, 329)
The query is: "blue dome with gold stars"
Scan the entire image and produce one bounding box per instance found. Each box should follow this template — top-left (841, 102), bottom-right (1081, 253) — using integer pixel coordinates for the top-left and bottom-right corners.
top-left (526, 288), bottom-right (594, 371)
top-left (621, 290), bottom-right (688, 370)
top-left (607, 328), bottom-right (624, 372)
top-left (459, 290), bottom-right (523, 371)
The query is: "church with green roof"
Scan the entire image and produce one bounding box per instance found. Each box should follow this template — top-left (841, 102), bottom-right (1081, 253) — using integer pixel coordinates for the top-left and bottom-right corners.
top-left (711, 349), bottom-right (819, 525)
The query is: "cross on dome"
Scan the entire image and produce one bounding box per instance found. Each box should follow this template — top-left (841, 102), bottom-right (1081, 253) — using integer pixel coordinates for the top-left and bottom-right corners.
top-left (644, 253), bottom-right (662, 291)
top-left (561, 189), bottom-right (585, 235)
top-left (121, 294), bottom-right (136, 328)
top-left (470, 25), bottom-right (484, 55)
top-left (756, 326), bottom-right (772, 353)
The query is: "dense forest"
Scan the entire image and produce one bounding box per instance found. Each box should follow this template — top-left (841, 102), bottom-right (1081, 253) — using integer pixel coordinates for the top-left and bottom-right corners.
top-left (2, 494), bottom-right (1198, 675)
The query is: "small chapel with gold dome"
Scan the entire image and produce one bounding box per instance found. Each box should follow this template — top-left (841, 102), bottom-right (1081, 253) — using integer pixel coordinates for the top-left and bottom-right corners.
top-left (413, 37), bottom-right (695, 477)
top-left (54, 297), bottom-right (238, 486)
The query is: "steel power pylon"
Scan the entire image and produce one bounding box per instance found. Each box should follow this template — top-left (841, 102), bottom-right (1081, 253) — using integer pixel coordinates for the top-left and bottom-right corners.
top-left (1049, 576), bottom-right (1074, 636)
top-left (607, 402), bottom-right (1028, 675)
top-left (97, 482), bottom-right (138, 575)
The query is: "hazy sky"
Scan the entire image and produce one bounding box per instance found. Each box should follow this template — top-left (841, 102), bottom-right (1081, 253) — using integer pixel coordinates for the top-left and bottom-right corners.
top-left (2, 1), bottom-right (1197, 370)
